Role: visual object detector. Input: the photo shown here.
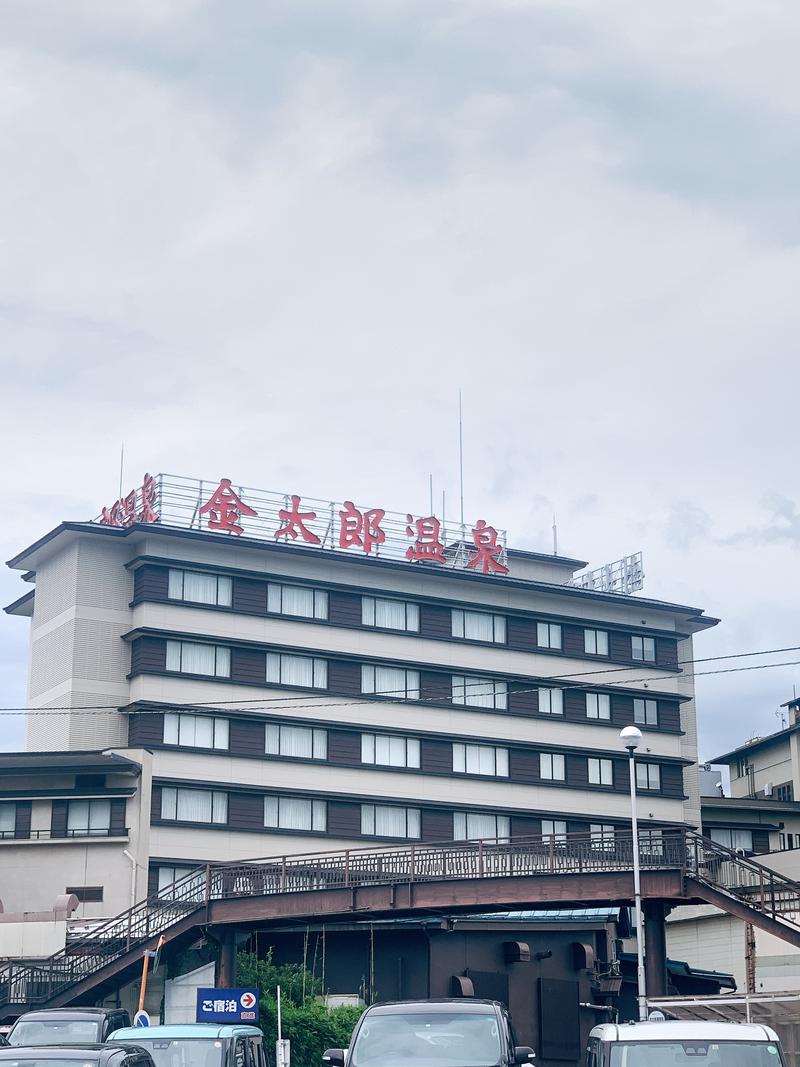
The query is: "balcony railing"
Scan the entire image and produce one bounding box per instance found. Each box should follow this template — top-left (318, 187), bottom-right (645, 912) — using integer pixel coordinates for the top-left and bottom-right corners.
top-left (0, 828), bottom-right (128, 842)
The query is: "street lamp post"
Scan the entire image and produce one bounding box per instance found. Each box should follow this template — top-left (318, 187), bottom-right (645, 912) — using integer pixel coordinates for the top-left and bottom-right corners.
top-left (620, 725), bottom-right (647, 1022)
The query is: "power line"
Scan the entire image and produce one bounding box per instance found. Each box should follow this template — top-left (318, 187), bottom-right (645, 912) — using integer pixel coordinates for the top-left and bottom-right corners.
top-left (1, 651), bottom-right (798, 718)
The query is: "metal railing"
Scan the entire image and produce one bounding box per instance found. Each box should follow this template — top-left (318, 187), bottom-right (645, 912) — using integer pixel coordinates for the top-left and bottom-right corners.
top-left (3, 828), bottom-right (800, 1010)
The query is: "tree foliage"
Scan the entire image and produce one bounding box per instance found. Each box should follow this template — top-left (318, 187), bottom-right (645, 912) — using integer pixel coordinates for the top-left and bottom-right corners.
top-left (238, 951), bottom-right (365, 1067)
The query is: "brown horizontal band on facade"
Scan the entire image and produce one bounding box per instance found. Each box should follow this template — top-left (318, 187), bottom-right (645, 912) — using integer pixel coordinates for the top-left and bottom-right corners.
top-left (127, 709), bottom-right (691, 766)
top-left (125, 629), bottom-right (690, 704)
top-left (127, 555), bottom-right (697, 641)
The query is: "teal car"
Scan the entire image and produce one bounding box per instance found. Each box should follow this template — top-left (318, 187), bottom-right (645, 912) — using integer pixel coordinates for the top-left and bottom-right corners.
top-left (108, 1025), bottom-right (266, 1067)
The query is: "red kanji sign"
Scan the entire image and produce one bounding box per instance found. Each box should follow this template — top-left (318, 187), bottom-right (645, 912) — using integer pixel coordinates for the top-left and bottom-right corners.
top-left (275, 495), bottom-right (321, 544)
top-left (339, 501), bottom-right (386, 555)
top-left (405, 514), bottom-right (445, 564)
top-left (466, 519), bottom-right (508, 574)
top-left (199, 478), bottom-right (257, 536)
top-left (100, 474), bottom-right (159, 528)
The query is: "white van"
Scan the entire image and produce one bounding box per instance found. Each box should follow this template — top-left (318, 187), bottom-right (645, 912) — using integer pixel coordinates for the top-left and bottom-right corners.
top-left (587, 1022), bottom-right (785, 1067)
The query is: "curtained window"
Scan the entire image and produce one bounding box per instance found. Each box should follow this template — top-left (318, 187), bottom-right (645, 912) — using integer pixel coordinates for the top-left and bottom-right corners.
top-left (161, 787), bottom-right (227, 824)
top-left (163, 712), bottom-right (228, 750)
top-left (267, 583), bottom-right (328, 620)
top-left (586, 693), bottom-right (611, 720)
top-left (452, 609), bottom-right (506, 644)
top-left (67, 800), bottom-right (111, 836)
top-left (632, 636), bottom-right (656, 662)
top-left (361, 734), bottom-right (420, 768)
top-left (361, 804), bottom-right (420, 839)
top-left (588, 758), bottom-right (613, 786)
top-left (636, 763), bottom-right (661, 791)
top-left (590, 824), bottom-right (616, 851)
top-left (451, 674), bottom-right (507, 710)
top-left (453, 811), bottom-right (510, 842)
top-left (584, 629), bottom-right (609, 656)
top-left (536, 623), bottom-right (562, 649)
top-left (0, 803), bottom-right (15, 837)
top-left (266, 653), bottom-right (328, 689)
top-left (166, 640), bottom-right (230, 678)
top-left (453, 743), bottom-right (509, 777)
top-left (542, 819), bottom-right (567, 844)
top-left (168, 569), bottom-right (232, 607)
top-left (263, 795), bottom-right (326, 832)
top-left (265, 724), bottom-right (327, 759)
top-left (157, 865), bottom-right (205, 900)
top-left (361, 665), bottom-right (420, 700)
top-left (538, 688), bottom-right (564, 715)
top-left (539, 752), bottom-right (565, 781)
top-left (361, 597), bottom-right (420, 632)
top-left (634, 698), bottom-right (658, 726)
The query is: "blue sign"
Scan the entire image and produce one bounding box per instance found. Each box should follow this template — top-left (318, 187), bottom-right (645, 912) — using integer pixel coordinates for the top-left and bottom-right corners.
top-left (197, 988), bottom-right (260, 1023)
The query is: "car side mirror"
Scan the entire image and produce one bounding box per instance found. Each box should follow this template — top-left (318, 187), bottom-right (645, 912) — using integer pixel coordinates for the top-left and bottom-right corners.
top-left (322, 1051), bottom-right (346, 1067)
top-left (514, 1048), bottom-right (536, 1064)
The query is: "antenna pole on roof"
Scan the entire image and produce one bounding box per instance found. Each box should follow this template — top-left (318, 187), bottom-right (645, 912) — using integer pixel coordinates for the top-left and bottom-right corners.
top-left (458, 390), bottom-right (465, 530)
top-left (429, 473), bottom-right (433, 516)
top-left (118, 443), bottom-right (125, 499)
top-left (552, 514), bottom-right (558, 556)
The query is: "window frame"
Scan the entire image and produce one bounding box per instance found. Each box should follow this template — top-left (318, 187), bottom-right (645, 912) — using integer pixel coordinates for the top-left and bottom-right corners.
top-left (635, 762), bottom-right (662, 791)
top-left (265, 723), bottom-right (328, 760)
top-left (586, 692), bottom-right (611, 720)
top-left (453, 742), bottom-right (510, 777)
top-left (361, 664), bottom-right (421, 700)
top-left (267, 582), bottom-right (328, 621)
top-left (165, 640), bottom-right (231, 678)
top-left (633, 698), bottom-right (659, 727)
top-left (541, 818), bottom-right (568, 844)
top-left (536, 622), bottom-right (562, 650)
top-left (539, 752), bottom-right (566, 781)
top-left (263, 794), bottom-right (327, 833)
top-left (631, 635), bottom-right (656, 662)
top-left (163, 711), bottom-right (229, 750)
top-left (588, 757), bottom-right (614, 787)
top-left (538, 687), bottom-right (564, 716)
top-left (66, 799), bottom-right (112, 837)
top-left (584, 629), bottom-right (609, 656)
top-left (0, 801), bottom-right (16, 838)
top-left (451, 608), bottom-right (507, 645)
top-left (266, 652), bottom-right (328, 690)
top-left (590, 824), bottom-right (616, 851)
top-left (453, 811), bottom-right (511, 842)
top-left (360, 803), bottom-right (421, 839)
top-left (361, 733), bottom-right (421, 769)
top-left (361, 596), bottom-right (420, 632)
top-left (451, 674), bottom-right (508, 710)
top-left (167, 568), bottom-right (232, 608)
top-left (160, 786), bottom-right (228, 825)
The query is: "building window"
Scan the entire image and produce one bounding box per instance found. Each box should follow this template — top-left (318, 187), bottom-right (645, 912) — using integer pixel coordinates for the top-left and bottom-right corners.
top-left (361, 664), bottom-right (420, 700)
top-left (361, 804), bottom-right (420, 839)
top-left (0, 802), bottom-right (15, 839)
top-left (640, 830), bottom-right (664, 857)
top-left (538, 688), bottom-right (564, 716)
top-left (584, 629), bottom-right (609, 656)
top-left (166, 640), bottom-right (231, 678)
top-left (265, 724), bottom-right (327, 760)
top-left (264, 795), bottom-right (327, 832)
top-left (453, 811), bottom-right (511, 842)
top-left (636, 763), bottom-right (661, 791)
top-left (163, 712), bottom-right (229, 750)
top-left (537, 623), bottom-right (562, 650)
top-left (586, 693), bottom-right (611, 720)
top-left (156, 865), bottom-right (204, 900)
top-left (168, 569), bottom-right (232, 607)
top-left (452, 609), bottom-right (506, 644)
top-left (362, 596), bottom-right (419, 632)
top-left (66, 800), bottom-right (111, 837)
top-left (161, 787), bottom-right (227, 825)
top-left (65, 885), bottom-right (104, 903)
top-left (268, 583), bottom-right (328, 620)
top-left (267, 652), bottom-right (328, 689)
top-left (776, 783), bottom-right (795, 802)
top-left (588, 758), bottom-right (613, 787)
top-left (539, 753), bottom-right (566, 781)
top-left (453, 743), bottom-right (509, 777)
top-left (542, 819), bottom-right (568, 843)
top-left (709, 828), bottom-right (753, 852)
top-left (451, 675), bottom-right (508, 710)
top-left (361, 734), bottom-right (420, 768)
top-left (590, 824), bottom-right (615, 851)
top-left (633, 699), bottom-right (658, 727)
top-left (631, 636), bottom-right (656, 662)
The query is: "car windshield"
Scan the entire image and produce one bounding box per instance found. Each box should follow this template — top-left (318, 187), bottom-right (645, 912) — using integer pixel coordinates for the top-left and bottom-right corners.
top-left (118, 1038), bottom-right (225, 1067)
top-left (0, 1059), bottom-right (100, 1067)
top-left (351, 1012), bottom-right (503, 1067)
top-left (9, 1023), bottom-right (101, 1047)
top-left (609, 1042), bottom-right (785, 1067)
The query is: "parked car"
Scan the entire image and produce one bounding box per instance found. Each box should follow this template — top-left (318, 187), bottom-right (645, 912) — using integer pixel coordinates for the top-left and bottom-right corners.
top-left (0, 1043), bottom-right (154, 1067)
top-left (323, 999), bottom-right (535, 1067)
top-left (107, 1023), bottom-right (267, 1067)
top-left (7, 1011), bottom-right (132, 1048)
top-left (586, 1021), bottom-right (786, 1067)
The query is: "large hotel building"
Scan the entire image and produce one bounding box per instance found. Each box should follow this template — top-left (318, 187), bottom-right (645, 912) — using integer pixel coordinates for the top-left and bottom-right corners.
top-left (2, 474), bottom-right (718, 920)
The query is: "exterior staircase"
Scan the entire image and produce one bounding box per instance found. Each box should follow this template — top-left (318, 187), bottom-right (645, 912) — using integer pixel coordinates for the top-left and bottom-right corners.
top-left (3, 829), bottom-right (800, 1015)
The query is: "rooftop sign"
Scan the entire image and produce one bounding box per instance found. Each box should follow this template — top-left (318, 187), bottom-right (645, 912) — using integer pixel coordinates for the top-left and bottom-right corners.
top-left (97, 473), bottom-right (510, 575)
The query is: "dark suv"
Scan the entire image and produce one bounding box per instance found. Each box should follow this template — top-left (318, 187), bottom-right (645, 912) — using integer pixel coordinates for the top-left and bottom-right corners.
top-left (323, 999), bottom-right (535, 1067)
top-left (7, 1008), bottom-right (132, 1046)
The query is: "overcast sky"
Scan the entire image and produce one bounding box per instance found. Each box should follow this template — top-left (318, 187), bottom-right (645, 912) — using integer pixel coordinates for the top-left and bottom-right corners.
top-left (1, 0), bottom-right (798, 758)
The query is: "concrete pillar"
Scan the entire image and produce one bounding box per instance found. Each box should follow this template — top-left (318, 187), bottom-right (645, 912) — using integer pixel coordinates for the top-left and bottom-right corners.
top-left (644, 902), bottom-right (668, 998)
top-left (216, 928), bottom-right (238, 988)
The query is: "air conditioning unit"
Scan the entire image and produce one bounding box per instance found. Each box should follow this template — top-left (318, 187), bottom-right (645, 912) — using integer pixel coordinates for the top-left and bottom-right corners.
top-left (764, 782), bottom-right (774, 797)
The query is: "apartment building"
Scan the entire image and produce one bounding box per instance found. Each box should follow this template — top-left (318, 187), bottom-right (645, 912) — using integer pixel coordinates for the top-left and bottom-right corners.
top-left (3, 473), bottom-right (718, 916)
